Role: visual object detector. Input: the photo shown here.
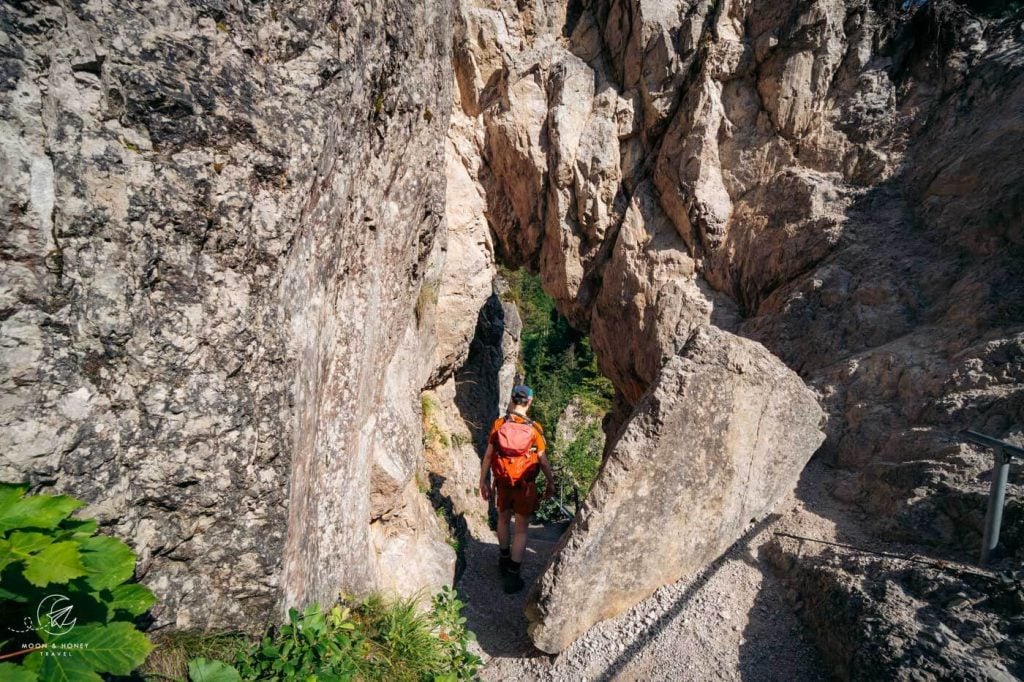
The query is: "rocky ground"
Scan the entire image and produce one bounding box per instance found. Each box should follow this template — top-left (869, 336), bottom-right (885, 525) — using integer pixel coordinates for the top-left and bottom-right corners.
top-left (459, 458), bottom-right (1021, 680)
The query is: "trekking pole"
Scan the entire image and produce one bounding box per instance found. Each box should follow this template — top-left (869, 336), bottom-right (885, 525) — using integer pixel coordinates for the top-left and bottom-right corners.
top-left (961, 430), bottom-right (1022, 565)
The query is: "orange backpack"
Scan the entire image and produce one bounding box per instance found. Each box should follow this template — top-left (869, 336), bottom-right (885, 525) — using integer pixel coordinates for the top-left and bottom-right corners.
top-left (491, 415), bottom-right (540, 487)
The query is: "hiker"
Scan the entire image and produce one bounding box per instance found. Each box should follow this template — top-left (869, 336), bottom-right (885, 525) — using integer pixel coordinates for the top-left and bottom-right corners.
top-left (478, 384), bottom-right (555, 593)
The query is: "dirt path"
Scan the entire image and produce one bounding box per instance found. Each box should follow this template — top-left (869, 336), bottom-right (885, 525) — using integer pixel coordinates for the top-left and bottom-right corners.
top-left (456, 520), bottom-right (569, 661)
top-left (455, 460), bottom-right (862, 681)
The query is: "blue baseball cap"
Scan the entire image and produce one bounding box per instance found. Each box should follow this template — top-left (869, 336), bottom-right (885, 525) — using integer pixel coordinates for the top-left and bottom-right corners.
top-left (511, 385), bottom-right (533, 401)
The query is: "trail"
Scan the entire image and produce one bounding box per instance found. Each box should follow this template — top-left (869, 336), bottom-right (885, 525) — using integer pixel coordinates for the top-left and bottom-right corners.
top-left (457, 520), bottom-right (569, 661)
top-left (455, 461), bottom-right (860, 681)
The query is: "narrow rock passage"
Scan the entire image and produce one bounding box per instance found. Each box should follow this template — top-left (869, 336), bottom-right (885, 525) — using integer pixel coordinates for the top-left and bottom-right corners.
top-left (457, 520), bottom-right (569, 662)
top-left (461, 463), bottom-right (851, 681)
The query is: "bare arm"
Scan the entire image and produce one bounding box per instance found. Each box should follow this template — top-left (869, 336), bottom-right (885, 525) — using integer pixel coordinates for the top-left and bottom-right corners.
top-left (538, 451), bottom-right (555, 498)
top-left (479, 442), bottom-right (494, 500)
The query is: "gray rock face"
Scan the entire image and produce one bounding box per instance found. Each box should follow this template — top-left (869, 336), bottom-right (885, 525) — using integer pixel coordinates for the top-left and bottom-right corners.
top-left (524, 326), bottom-right (824, 652)
top-left (766, 538), bottom-right (1023, 681)
top-left (1, 0), bottom-right (454, 628)
top-left (448, 0), bottom-right (1023, 654)
top-left (423, 287), bottom-right (523, 544)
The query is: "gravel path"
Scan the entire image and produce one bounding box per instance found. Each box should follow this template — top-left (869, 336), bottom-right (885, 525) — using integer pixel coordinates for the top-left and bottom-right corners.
top-left (456, 460), bottom-right (858, 681)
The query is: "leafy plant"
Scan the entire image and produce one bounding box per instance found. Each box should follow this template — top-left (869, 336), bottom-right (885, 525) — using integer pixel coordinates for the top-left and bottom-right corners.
top-left (0, 483), bottom-right (154, 680)
top-left (188, 657), bottom-right (242, 681)
top-left (193, 591), bottom-right (481, 681)
top-left (557, 421), bottom-right (605, 492)
top-left (429, 587), bottom-right (480, 681)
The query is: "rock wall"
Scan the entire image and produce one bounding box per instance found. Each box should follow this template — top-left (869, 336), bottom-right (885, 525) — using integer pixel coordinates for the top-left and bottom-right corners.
top-left (527, 326), bottom-right (825, 652)
top-left (766, 537), bottom-right (1023, 680)
top-left (447, 0), bottom-right (1022, 652)
top-left (0, 0), bottom-right (456, 629)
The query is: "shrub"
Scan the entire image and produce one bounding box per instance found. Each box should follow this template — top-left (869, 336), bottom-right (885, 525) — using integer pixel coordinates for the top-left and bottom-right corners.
top-left (558, 421), bottom-right (605, 492)
top-left (0, 483), bottom-right (154, 680)
top-left (194, 588), bottom-right (480, 681)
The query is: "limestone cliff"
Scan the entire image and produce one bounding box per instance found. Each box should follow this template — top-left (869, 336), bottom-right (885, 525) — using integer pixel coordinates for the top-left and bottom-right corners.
top-left (0, 0), bottom-right (458, 629)
top-left (2, 0), bottom-right (1021, 673)
top-left (446, 0), bottom-right (1022, 655)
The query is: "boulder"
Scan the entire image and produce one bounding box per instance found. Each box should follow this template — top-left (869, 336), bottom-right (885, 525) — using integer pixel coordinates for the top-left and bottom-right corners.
top-left (525, 325), bottom-right (825, 652)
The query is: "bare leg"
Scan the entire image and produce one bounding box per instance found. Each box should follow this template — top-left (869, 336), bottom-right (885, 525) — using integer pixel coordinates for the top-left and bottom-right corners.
top-left (497, 508), bottom-right (512, 551)
top-left (511, 513), bottom-right (530, 562)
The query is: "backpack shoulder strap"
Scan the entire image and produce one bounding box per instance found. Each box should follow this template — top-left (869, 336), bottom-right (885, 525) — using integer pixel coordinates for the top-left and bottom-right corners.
top-left (504, 412), bottom-right (533, 426)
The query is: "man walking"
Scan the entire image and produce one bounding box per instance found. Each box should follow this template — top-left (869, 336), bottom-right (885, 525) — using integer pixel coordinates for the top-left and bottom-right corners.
top-left (479, 385), bottom-right (555, 593)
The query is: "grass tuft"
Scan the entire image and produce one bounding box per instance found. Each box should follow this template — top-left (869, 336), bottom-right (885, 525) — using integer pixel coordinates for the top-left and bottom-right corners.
top-left (142, 631), bottom-right (250, 680)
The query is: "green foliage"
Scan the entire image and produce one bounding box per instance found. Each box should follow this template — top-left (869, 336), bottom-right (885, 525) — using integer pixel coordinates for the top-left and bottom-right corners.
top-left (500, 267), bottom-right (613, 426)
top-left (429, 587), bottom-right (480, 680)
top-left (188, 657), bottom-right (242, 682)
top-left (201, 590), bottom-right (481, 681)
top-left (0, 483), bottom-right (155, 680)
top-left (557, 421), bottom-right (605, 492)
top-left (500, 267), bottom-right (613, 511)
top-left (0, 663), bottom-right (37, 681)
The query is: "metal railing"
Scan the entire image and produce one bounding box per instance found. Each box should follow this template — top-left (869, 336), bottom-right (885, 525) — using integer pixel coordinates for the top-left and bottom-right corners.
top-left (962, 430), bottom-right (1022, 565)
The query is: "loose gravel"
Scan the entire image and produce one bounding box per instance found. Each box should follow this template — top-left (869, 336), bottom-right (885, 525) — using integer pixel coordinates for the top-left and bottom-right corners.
top-left (456, 459), bottom-right (857, 681)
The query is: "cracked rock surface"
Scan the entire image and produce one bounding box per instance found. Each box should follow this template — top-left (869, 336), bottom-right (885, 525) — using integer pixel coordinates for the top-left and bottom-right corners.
top-left (446, 0), bottom-right (1023, 660)
top-left (525, 325), bottom-right (824, 652)
top-left (1, 0), bottom-right (456, 628)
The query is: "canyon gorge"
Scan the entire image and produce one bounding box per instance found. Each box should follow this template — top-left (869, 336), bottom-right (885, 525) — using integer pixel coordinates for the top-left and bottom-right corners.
top-left (1, 0), bottom-right (1021, 678)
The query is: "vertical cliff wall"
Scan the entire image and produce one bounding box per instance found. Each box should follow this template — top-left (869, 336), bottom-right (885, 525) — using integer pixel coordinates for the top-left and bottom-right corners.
top-left (3, 0), bottom-right (1020, 658)
top-left (446, 0), bottom-right (1022, 652)
top-left (0, 0), bottom-right (455, 629)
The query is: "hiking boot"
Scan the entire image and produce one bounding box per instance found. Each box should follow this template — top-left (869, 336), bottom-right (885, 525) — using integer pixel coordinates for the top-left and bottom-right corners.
top-left (498, 547), bottom-right (512, 575)
top-left (503, 561), bottom-right (524, 594)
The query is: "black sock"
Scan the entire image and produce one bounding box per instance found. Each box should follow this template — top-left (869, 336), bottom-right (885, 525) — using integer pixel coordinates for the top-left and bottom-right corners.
top-left (509, 560), bottom-right (521, 574)
top-left (499, 547), bottom-right (510, 558)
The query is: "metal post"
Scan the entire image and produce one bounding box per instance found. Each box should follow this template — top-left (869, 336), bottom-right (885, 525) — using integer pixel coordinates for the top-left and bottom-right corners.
top-left (962, 430), bottom-right (1021, 566)
top-left (980, 445), bottom-right (1010, 565)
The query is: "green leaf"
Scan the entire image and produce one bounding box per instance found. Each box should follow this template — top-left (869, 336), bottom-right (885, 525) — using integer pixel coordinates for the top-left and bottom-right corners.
top-left (24, 650), bottom-right (103, 682)
top-left (0, 662), bottom-right (38, 681)
top-left (103, 583), bottom-right (157, 619)
top-left (188, 657), bottom-right (242, 682)
top-left (0, 532), bottom-right (52, 572)
top-left (58, 518), bottom-right (98, 537)
top-left (78, 535), bottom-right (134, 591)
top-left (0, 538), bottom-right (14, 572)
top-left (22, 541), bottom-right (86, 587)
top-left (38, 622), bottom-right (153, 675)
top-left (8, 531), bottom-right (54, 555)
top-left (0, 493), bottom-right (83, 534)
top-left (0, 483), bottom-right (28, 514)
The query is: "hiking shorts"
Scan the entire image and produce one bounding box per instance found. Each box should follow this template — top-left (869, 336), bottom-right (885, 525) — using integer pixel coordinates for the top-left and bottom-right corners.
top-left (495, 480), bottom-right (539, 516)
